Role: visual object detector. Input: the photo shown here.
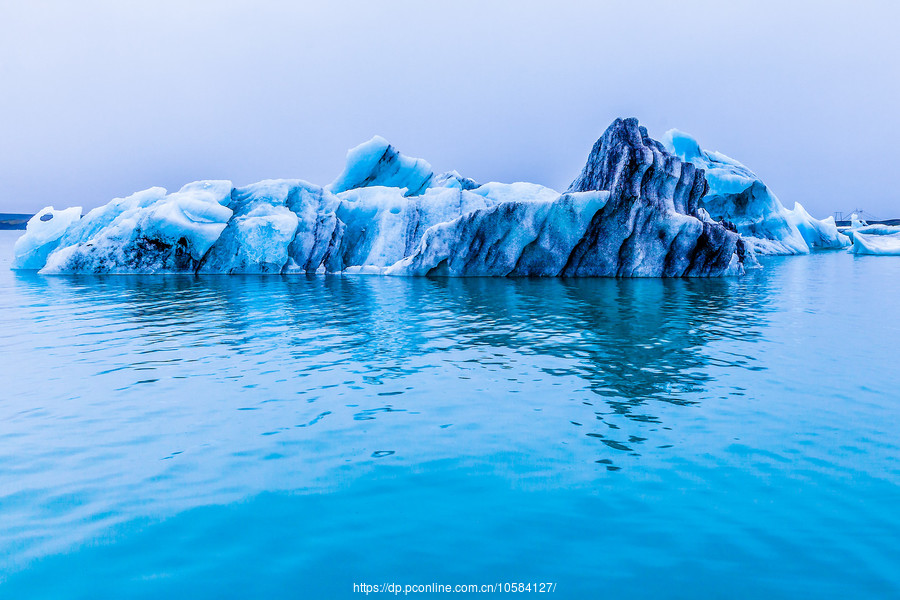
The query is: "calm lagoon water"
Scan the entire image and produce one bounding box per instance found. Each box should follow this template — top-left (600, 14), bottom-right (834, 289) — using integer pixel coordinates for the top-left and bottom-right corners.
top-left (1, 229), bottom-right (899, 598)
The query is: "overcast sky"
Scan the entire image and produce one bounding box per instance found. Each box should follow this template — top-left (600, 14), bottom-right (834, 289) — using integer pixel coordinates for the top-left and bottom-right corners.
top-left (1, 0), bottom-right (898, 218)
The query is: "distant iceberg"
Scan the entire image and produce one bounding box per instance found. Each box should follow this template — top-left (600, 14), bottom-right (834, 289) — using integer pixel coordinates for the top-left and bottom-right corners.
top-left (851, 232), bottom-right (900, 255)
top-left (846, 220), bottom-right (900, 255)
top-left (20, 117), bottom-right (855, 277)
top-left (662, 130), bottom-right (848, 255)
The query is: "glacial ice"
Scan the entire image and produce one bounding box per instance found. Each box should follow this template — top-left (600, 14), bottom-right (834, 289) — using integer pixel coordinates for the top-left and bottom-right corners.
top-left (333, 186), bottom-right (494, 270)
top-left (845, 223), bottom-right (900, 241)
top-left (24, 117), bottom-right (866, 277)
top-left (388, 191), bottom-right (610, 276)
top-left (851, 232), bottom-right (900, 255)
top-left (845, 220), bottom-right (900, 255)
top-left (42, 182), bottom-right (232, 273)
top-left (12, 206), bottom-right (83, 270)
top-left (662, 130), bottom-right (845, 255)
top-left (327, 136), bottom-right (435, 196)
top-left (785, 202), bottom-right (850, 250)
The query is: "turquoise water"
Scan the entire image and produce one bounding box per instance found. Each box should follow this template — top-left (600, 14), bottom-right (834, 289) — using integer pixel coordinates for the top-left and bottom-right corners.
top-left (1, 229), bottom-right (898, 598)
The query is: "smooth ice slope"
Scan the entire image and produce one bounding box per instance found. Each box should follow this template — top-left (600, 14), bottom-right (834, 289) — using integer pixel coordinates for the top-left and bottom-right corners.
top-left (785, 202), bottom-right (849, 249)
top-left (662, 130), bottom-right (845, 255)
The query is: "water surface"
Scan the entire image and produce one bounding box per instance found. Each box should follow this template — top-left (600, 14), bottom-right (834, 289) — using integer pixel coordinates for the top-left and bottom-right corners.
top-left (1, 230), bottom-right (898, 598)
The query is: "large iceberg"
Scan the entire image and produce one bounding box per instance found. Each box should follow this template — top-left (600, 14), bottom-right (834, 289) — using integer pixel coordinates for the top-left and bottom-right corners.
top-left (662, 130), bottom-right (848, 255)
top-left (14, 118), bottom-right (756, 277)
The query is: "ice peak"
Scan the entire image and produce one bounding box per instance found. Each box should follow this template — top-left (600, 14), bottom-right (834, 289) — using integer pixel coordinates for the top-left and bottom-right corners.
top-left (328, 136), bottom-right (434, 197)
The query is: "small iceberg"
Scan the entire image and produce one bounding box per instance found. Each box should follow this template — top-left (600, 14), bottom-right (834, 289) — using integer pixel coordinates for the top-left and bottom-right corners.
top-left (851, 232), bottom-right (900, 255)
top-left (846, 215), bottom-right (900, 255)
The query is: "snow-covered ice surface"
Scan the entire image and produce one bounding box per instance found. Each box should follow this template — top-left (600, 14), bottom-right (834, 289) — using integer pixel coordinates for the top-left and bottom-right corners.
top-left (662, 130), bottom-right (845, 255)
top-left (15, 117), bottom-right (858, 277)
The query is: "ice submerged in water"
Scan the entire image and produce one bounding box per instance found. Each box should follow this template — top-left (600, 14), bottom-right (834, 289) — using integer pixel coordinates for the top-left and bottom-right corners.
top-left (12, 118), bottom-right (843, 277)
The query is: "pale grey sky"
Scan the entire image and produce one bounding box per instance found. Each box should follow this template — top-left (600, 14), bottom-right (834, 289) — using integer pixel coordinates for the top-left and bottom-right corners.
top-left (1, 0), bottom-right (898, 218)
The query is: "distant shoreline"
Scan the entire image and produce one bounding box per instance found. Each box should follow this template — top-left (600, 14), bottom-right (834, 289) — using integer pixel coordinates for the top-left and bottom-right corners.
top-left (835, 218), bottom-right (900, 227)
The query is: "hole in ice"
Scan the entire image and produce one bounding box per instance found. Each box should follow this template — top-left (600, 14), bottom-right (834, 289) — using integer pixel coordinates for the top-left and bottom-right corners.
top-left (40, 213), bottom-right (53, 222)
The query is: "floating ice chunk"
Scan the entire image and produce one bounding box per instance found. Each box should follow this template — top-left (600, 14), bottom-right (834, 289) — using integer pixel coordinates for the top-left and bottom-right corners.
top-left (844, 223), bottom-right (900, 244)
top-left (784, 202), bottom-right (849, 249)
top-left (12, 206), bottom-right (83, 270)
top-left (341, 264), bottom-right (386, 275)
top-left (849, 223), bottom-right (900, 237)
top-left (328, 136), bottom-right (434, 196)
top-left (662, 129), bottom-right (810, 255)
top-left (851, 232), bottom-right (900, 255)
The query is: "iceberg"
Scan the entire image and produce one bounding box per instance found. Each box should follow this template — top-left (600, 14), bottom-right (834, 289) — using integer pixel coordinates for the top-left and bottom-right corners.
top-left (14, 118), bottom-right (755, 277)
top-left (844, 222), bottom-right (900, 242)
top-left (662, 130), bottom-right (845, 255)
top-left (851, 232), bottom-right (900, 255)
top-left (845, 218), bottom-right (900, 255)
